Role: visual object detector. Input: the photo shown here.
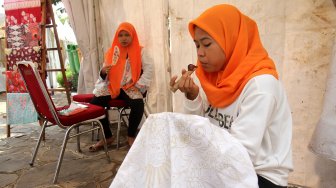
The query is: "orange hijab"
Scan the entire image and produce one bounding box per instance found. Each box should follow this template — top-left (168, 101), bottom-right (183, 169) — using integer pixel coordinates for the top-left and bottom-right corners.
top-left (104, 22), bottom-right (142, 98)
top-left (189, 4), bottom-right (278, 108)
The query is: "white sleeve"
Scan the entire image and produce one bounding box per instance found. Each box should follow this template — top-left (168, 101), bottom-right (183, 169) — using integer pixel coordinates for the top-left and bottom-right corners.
top-left (136, 48), bottom-right (154, 90)
top-left (183, 89), bottom-right (209, 116)
top-left (229, 92), bottom-right (276, 161)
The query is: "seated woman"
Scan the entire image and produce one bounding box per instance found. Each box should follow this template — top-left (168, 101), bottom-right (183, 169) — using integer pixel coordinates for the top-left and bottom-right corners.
top-left (170, 4), bottom-right (293, 188)
top-left (89, 22), bottom-right (153, 152)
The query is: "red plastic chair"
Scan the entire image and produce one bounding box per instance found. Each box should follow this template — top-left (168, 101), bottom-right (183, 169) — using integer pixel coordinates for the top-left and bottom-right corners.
top-left (72, 94), bottom-right (131, 149)
top-left (17, 61), bottom-right (111, 184)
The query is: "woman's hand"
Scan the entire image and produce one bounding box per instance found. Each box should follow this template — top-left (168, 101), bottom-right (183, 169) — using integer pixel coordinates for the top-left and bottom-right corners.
top-left (170, 69), bottom-right (199, 100)
top-left (102, 65), bottom-right (112, 75)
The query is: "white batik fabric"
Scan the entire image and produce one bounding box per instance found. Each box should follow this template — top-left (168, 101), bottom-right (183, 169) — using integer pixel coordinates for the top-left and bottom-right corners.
top-left (110, 112), bottom-right (258, 188)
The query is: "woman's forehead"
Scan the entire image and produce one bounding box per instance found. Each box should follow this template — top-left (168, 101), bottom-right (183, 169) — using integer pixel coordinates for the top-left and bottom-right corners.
top-left (118, 30), bottom-right (130, 34)
top-left (194, 27), bottom-right (213, 40)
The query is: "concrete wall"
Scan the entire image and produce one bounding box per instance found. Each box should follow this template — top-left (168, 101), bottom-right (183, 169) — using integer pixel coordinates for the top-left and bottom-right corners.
top-left (283, 1), bottom-right (336, 187)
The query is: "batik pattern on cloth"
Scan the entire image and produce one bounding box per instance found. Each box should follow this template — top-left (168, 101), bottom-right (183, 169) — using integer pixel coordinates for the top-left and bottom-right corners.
top-left (6, 24), bottom-right (25, 48)
top-left (5, 70), bottom-right (27, 93)
top-left (4, 0), bottom-right (41, 124)
top-left (6, 23), bottom-right (41, 48)
top-left (4, 0), bottom-right (41, 10)
top-left (5, 7), bottom-right (41, 26)
top-left (5, 46), bottom-right (41, 70)
top-left (4, 0), bottom-right (41, 26)
top-left (23, 23), bottom-right (41, 46)
top-left (110, 112), bottom-right (258, 188)
top-left (6, 93), bottom-right (38, 124)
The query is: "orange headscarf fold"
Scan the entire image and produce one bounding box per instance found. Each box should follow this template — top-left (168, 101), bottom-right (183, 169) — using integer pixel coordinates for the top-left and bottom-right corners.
top-left (189, 4), bottom-right (278, 108)
top-left (104, 22), bottom-right (142, 98)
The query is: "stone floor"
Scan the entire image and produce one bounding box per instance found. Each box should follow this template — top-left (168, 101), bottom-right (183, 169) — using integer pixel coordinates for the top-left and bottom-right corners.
top-left (0, 92), bottom-right (308, 188)
top-left (0, 92), bottom-right (129, 188)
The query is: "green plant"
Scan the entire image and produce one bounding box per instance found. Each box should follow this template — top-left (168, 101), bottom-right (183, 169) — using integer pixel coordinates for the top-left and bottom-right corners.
top-left (56, 69), bottom-right (73, 87)
top-left (56, 69), bottom-right (79, 92)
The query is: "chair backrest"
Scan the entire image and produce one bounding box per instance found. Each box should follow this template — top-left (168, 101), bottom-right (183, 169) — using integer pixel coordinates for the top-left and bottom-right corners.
top-left (17, 61), bottom-right (59, 125)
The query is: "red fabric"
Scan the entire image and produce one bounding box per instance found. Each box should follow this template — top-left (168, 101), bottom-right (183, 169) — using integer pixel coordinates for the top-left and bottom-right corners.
top-left (5, 7), bottom-right (41, 26)
top-left (6, 23), bottom-right (41, 48)
top-left (25, 23), bottom-right (41, 45)
top-left (57, 103), bottom-right (105, 126)
top-left (4, 0), bottom-right (40, 9)
top-left (72, 94), bottom-right (127, 107)
top-left (18, 63), bottom-right (55, 122)
top-left (5, 70), bottom-right (27, 93)
top-left (72, 94), bottom-right (94, 103)
top-left (6, 46), bottom-right (42, 71)
top-left (18, 63), bottom-right (105, 127)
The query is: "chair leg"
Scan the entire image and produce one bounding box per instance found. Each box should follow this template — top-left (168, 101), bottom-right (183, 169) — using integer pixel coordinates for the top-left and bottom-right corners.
top-left (30, 120), bottom-right (48, 166)
top-left (96, 128), bottom-right (100, 141)
top-left (91, 122), bottom-right (95, 141)
top-left (76, 126), bottom-right (81, 152)
top-left (120, 108), bottom-right (130, 126)
top-left (96, 121), bottom-right (111, 162)
top-left (90, 122), bottom-right (100, 141)
top-left (6, 124), bottom-right (10, 137)
top-left (53, 127), bottom-right (72, 184)
top-left (116, 109), bottom-right (123, 149)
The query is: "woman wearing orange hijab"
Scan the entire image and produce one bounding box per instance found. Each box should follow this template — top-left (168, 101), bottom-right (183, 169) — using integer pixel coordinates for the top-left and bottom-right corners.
top-left (90, 22), bottom-right (153, 150)
top-left (170, 4), bottom-right (292, 188)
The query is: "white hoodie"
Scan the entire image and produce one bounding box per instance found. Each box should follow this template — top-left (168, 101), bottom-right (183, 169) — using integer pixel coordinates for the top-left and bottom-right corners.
top-left (184, 74), bottom-right (293, 186)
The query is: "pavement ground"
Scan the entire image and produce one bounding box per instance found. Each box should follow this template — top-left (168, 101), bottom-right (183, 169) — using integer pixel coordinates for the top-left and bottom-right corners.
top-left (0, 92), bottom-right (129, 188)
